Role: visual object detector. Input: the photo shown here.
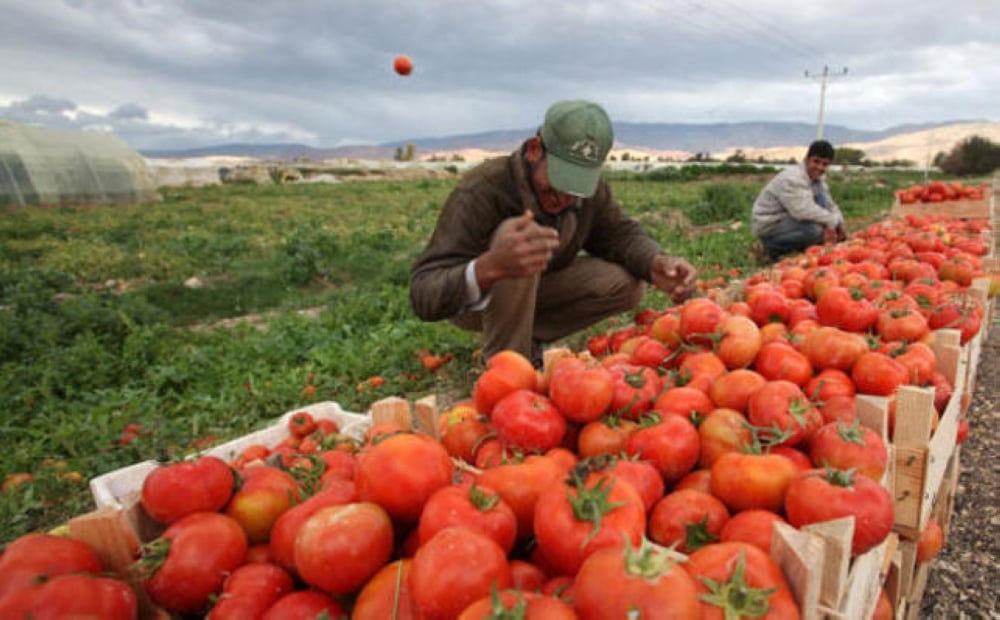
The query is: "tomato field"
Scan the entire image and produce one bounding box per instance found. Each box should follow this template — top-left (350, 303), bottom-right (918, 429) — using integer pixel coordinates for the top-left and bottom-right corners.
top-left (0, 166), bottom-right (996, 618)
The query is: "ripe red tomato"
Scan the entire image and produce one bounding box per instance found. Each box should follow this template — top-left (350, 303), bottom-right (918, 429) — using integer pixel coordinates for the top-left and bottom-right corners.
top-left (602, 456), bottom-right (666, 514)
top-left (607, 363), bottom-right (662, 420)
top-left (491, 389), bottom-right (566, 452)
top-left (683, 541), bottom-right (800, 619)
top-left (877, 307), bottom-right (930, 343)
top-left (393, 54), bottom-right (413, 76)
top-left (680, 297), bottom-right (725, 345)
top-left (708, 369), bottom-right (767, 413)
top-left (472, 350), bottom-right (538, 415)
top-left (652, 385), bottom-right (715, 425)
top-left (547, 361), bottom-right (616, 423)
top-left (206, 562), bottom-right (295, 619)
top-left (816, 286), bottom-right (879, 333)
top-left (648, 489), bottom-right (730, 553)
top-left (0, 574), bottom-right (137, 619)
top-left (808, 419), bottom-right (888, 481)
top-left (747, 288), bottom-right (792, 327)
top-left (753, 341), bottom-right (813, 386)
top-left (586, 333), bottom-right (611, 357)
top-left (576, 416), bottom-right (637, 458)
top-left (719, 509), bottom-right (789, 553)
top-left (624, 412), bottom-right (700, 485)
top-left (294, 502), bottom-right (394, 595)
top-left (674, 468), bottom-right (713, 494)
top-left (0, 533), bottom-right (102, 598)
top-left (785, 468), bottom-right (895, 555)
top-left (852, 351), bottom-right (910, 396)
top-left (438, 406), bottom-right (492, 463)
top-left (747, 380), bottom-right (822, 447)
top-left (417, 482), bottom-right (517, 553)
top-left (476, 453), bottom-right (567, 541)
top-left (533, 470), bottom-right (646, 576)
top-left (351, 559), bottom-right (417, 620)
top-left (509, 559), bottom-right (549, 592)
top-left (710, 451), bottom-right (799, 513)
top-left (572, 540), bottom-right (701, 619)
top-left (409, 527), bottom-right (513, 620)
top-left (143, 512), bottom-right (249, 614)
top-left (804, 367), bottom-right (855, 402)
top-left (141, 455), bottom-right (235, 524)
top-left (628, 335), bottom-right (674, 368)
top-left (356, 431), bottom-right (454, 524)
top-left (260, 590), bottom-right (347, 619)
top-left (268, 482), bottom-right (358, 574)
top-left (460, 590), bottom-right (577, 619)
top-left (677, 350), bottom-right (727, 393)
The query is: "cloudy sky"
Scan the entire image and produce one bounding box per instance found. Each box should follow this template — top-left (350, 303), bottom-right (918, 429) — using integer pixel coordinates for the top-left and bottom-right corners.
top-left (1, 0), bottom-right (996, 151)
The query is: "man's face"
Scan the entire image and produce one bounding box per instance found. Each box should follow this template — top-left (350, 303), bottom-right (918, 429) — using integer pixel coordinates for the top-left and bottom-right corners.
top-left (805, 156), bottom-right (832, 180)
top-left (533, 157), bottom-right (579, 214)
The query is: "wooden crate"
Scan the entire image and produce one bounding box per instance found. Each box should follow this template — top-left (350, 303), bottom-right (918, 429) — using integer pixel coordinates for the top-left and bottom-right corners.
top-left (884, 447), bottom-right (961, 619)
top-left (768, 392), bottom-right (893, 619)
top-left (890, 329), bottom-right (966, 538)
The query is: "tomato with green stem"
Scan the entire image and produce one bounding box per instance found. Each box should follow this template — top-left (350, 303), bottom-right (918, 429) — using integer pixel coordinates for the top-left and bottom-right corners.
top-left (683, 542), bottom-right (799, 620)
top-left (533, 468), bottom-right (647, 576)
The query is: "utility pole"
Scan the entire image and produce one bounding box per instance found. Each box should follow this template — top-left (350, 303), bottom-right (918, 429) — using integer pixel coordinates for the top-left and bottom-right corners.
top-left (805, 65), bottom-right (848, 140)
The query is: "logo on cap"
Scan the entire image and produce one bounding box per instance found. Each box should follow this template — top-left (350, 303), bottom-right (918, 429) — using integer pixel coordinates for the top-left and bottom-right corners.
top-left (567, 139), bottom-right (601, 163)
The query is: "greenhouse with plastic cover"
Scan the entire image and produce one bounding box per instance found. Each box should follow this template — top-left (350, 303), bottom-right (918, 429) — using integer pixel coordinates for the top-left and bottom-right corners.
top-left (0, 121), bottom-right (159, 207)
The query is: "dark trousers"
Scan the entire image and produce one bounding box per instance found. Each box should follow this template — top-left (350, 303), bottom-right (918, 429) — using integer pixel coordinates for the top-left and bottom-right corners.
top-left (450, 256), bottom-right (645, 360)
top-left (759, 218), bottom-right (824, 262)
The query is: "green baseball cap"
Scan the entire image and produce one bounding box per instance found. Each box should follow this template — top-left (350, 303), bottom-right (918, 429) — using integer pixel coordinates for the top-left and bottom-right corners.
top-left (539, 100), bottom-right (613, 198)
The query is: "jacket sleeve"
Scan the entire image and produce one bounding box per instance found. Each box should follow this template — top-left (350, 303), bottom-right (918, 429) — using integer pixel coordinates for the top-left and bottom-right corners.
top-left (409, 176), bottom-right (518, 321)
top-left (580, 181), bottom-right (663, 281)
top-left (774, 171), bottom-right (840, 228)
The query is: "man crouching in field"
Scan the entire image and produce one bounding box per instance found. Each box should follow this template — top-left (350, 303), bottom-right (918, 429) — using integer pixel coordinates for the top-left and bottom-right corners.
top-left (409, 99), bottom-right (697, 365)
top-left (752, 139), bottom-right (847, 263)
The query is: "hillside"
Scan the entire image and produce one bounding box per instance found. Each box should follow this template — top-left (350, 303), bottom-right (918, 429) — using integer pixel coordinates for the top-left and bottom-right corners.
top-left (712, 121), bottom-right (1000, 165)
top-left (141, 120), bottom-right (995, 163)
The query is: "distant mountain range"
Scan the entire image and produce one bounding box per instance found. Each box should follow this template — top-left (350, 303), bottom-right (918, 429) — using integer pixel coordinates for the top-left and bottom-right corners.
top-left (139, 119), bottom-right (989, 161)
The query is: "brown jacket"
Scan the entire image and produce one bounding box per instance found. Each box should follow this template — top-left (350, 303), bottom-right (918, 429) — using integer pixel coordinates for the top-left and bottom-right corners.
top-left (410, 144), bottom-right (663, 321)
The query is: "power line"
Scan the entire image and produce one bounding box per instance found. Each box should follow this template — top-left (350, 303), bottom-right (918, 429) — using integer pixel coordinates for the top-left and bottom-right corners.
top-left (805, 65), bottom-right (848, 139)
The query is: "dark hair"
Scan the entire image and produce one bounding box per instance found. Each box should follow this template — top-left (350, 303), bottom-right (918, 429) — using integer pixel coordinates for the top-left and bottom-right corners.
top-left (807, 139), bottom-right (835, 161)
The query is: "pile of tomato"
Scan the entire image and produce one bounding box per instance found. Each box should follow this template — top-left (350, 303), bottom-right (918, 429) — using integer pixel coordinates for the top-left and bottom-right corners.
top-left (0, 215), bottom-right (992, 619)
top-left (896, 180), bottom-right (988, 204)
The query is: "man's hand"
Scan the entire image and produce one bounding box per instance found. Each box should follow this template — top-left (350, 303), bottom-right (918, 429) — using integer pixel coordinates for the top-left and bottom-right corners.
top-left (476, 211), bottom-right (559, 291)
top-left (835, 222), bottom-right (847, 242)
top-left (649, 255), bottom-right (697, 304)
